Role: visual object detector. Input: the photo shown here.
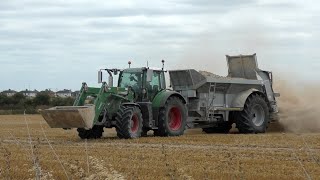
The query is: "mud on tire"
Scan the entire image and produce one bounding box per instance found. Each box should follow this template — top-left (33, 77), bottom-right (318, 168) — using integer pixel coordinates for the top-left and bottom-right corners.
top-left (115, 105), bottom-right (143, 139)
top-left (156, 96), bottom-right (187, 136)
top-left (235, 93), bottom-right (269, 133)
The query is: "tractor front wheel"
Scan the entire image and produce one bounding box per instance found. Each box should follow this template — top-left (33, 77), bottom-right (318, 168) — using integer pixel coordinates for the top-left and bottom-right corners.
top-left (156, 97), bottom-right (187, 136)
top-left (77, 125), bottom-right (104, 139)
top-left (115, 105), bottom-right (143, 139)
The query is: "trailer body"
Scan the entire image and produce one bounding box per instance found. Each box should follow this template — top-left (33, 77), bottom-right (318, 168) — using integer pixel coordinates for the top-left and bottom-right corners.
top-left (169, 54), bottom-right (279, 129)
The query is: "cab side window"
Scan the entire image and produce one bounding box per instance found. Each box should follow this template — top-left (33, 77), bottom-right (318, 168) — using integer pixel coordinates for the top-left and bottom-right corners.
top-left (150, 72), bottom-right (160, 91)
top-left (146, 72), bottom-right (161, 100)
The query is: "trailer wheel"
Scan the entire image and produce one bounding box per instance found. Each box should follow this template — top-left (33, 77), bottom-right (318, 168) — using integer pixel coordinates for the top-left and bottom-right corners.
top-left (236, 94), bottom-right (269, 133)
top-left (202, 122), bottom-right (232, 134)
top-left (157, 97), bottom-right (187, 136)
top-left (77, 125), bottom-right (104, 139)
top-left (115, 105), bottom-right (143, 139)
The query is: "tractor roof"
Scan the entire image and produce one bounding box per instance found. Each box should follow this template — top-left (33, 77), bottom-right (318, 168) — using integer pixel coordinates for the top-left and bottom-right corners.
top-left (122, 67), bottom-right (164, 73)
top-left (122, 67), bottom-right (145, 73)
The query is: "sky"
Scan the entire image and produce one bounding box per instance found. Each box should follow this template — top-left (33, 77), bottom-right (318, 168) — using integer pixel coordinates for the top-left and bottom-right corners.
top-left (0, 0), bottom-right (319, 91)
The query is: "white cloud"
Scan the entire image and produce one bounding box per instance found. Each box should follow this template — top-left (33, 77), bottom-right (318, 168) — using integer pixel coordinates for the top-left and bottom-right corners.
top-left (0, 0), bottom-right (319, 91)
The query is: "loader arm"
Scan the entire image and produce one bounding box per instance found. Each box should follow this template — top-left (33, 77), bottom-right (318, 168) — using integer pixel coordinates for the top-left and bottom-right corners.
top-left (74, 82), bottom-right (112, 125)
top-left (73, 82), bottom-right (100, 106)
top-left (41, 82), bottom-right (133, 129)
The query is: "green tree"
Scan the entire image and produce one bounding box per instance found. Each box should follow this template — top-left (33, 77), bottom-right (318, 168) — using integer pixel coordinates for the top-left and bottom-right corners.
top-left (64, 97), bottom-right (74, 106)
top-left (24, 98), bottom-right (34, 107)
top-left (50, 97), bottom-right (74, 106)
top-left (0, 94), bottom-right (9, 107)
top-left (11, 93), bottom-right (26, 108)
top-left (34, 92), bottom-right (50, 105)
top-left (50, 97), bottom-right (64, 106)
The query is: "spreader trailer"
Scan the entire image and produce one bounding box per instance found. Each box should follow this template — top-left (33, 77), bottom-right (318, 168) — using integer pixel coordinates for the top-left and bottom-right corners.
top-left (41, 54), bottom-right (279, 139)
top-left (169, 54), bottom-right (279, 133)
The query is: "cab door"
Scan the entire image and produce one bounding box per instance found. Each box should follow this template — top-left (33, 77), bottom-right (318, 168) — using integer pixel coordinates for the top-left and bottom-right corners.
top-left (148, 71), bottom-right (160, 100)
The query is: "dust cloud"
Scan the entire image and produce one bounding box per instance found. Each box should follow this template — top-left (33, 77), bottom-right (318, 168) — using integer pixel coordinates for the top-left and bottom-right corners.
top-left (172, 33), bottom-right (229, 76)
top-left (274, 78), bottom-right (320, 133)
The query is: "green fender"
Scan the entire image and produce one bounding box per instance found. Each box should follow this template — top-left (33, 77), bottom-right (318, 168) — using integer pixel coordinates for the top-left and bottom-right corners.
top-left (152, 90), bottom-right (186, 124)
top-left (152, 90), bottom-right (186, 108)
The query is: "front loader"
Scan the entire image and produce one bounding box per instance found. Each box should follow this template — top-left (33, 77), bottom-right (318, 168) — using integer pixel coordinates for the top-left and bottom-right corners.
top-left (41, 65), bottom-right (187, 139)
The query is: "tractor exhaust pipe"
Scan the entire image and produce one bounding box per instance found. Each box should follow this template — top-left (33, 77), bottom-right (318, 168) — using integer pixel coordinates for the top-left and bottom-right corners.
top-left (106, 69), bottom-right (113, 87)
top-left (98, 70), bottom-right (103, 83)
top-left (98, 69), bottom-right (113, 87)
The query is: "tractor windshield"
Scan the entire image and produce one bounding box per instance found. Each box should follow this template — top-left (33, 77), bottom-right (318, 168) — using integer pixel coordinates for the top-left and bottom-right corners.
top-left (118, 72), bottom-right (143, 91)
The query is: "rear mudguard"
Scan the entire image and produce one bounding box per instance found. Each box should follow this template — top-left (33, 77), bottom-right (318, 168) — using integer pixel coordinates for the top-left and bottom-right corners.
top-left (152, 90), bottom-right (186, 124)
top-left (231, 88), bottom-right (262, 109)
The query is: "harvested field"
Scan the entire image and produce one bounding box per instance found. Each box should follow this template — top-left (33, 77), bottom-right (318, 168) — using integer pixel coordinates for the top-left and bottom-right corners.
top-left (0, 115), bottom-right (320, 180)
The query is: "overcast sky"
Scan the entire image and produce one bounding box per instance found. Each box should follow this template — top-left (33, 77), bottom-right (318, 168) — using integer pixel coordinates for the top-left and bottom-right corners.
top-left (0, 0), bottom-right (319, 91)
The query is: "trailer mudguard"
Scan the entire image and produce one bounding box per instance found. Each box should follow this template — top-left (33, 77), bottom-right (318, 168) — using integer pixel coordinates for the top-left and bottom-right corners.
top-left (231, 88), bottom-right (261, 109)
top-left (152, 90), bottom-right (186, 124)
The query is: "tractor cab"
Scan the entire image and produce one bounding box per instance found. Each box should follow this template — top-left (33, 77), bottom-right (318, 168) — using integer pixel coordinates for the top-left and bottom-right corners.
top-left (118, 67), bottom-right (166, 102)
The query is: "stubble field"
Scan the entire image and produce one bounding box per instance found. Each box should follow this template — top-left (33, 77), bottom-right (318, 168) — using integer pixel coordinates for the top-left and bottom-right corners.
top-left (0, 115), bottom-right (320, 180)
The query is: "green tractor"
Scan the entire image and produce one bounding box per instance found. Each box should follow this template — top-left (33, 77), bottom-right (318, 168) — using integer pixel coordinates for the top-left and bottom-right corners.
top-left (41, 62), bottom-right (187, 139)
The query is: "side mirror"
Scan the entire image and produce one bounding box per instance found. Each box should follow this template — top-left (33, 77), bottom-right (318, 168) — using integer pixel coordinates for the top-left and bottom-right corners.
top-left (146, 69), bottom-right (153, 82)
top-left (98, 70), bottom-right (103, 83)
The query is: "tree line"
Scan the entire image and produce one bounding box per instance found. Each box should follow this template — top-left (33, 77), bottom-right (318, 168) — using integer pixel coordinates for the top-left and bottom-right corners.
top-left (0, 92), bottom-right (74, 114)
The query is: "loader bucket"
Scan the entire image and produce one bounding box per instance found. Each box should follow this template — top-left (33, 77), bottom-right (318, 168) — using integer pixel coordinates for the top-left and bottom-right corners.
top-left (40, 106), bottom-right (95, 129)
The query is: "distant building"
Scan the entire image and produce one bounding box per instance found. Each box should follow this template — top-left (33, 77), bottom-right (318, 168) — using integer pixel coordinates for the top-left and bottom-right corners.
top-left (71, 91), bottom-right (80, 98)
top-left (1, 89), bottom-right (17, 97)
top-left (20, 89), bottom-right (38, 98)
top-left (56, 89), bottom-right (72, 98)
top-left (40, 89), bottom-right (56, 97)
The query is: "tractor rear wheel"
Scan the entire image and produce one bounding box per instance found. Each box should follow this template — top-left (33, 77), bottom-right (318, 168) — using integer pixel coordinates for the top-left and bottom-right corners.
top-left (202, 122), bottom-right (232, 134)
top-left (115, 105), bottom-right (143, 139)
top-left (77, 126), bottom-right (104, 139)
top-left (235, 94), bottom-right (269, 133)
top-left (156, 97), bottom-right (187, 136)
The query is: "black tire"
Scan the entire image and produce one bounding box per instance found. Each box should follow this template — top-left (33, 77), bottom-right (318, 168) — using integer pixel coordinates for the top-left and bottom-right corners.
top-left (157, 97), bottom-right (187, 136)
top-left (115, 105), bottom-right (143, 139)
top-left (202, 122), bottom-right (232, 134)
top-left (235, 94), bottom-right (269, 133)
top-left (77, 126), bottom-right (104, 139)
